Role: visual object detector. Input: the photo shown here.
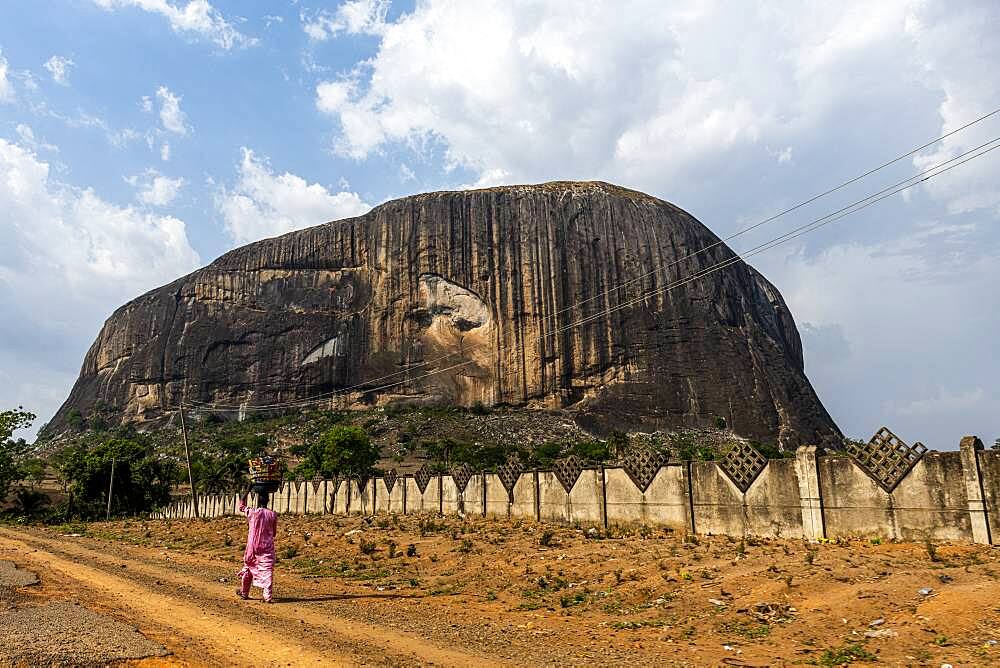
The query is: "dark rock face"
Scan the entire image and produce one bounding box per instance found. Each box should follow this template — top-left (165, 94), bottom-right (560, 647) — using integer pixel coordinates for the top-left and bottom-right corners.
top-left (47, 182), bottom-right (840, 448)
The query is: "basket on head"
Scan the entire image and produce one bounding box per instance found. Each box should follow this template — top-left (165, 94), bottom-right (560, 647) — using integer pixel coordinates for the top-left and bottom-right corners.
top-left (249, 455), bottom-right (282, 493)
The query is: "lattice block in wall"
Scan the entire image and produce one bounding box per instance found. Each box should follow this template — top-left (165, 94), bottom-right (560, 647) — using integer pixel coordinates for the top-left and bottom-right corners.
top-left (497, 454), bottom-right (524, 502)
top-left (382, 469), bottom-right (398, 494)
top-left (847, 426), bottom-right (927, 493)
top-left (719, 441), bottom-right (768, 493)
top-left (619, 446), bottom-right (669, 493)
top-left (450, 463), bottom-right (474, 493)
top-left (414, 463), bottom-right (434, 494)
top-left (552, 455), bottom-right (585, 493)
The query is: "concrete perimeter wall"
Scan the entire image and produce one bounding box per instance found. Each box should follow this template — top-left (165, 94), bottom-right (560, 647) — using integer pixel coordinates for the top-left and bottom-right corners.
top-left (154, 438), bottom-right (1000, 545)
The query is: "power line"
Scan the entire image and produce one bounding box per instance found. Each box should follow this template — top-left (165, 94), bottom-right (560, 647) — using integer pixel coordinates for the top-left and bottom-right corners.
top-left (347, 137), bottom-right (1000, 400)
top-left (187, 106), bottom-right (1000, 407)
top-left (186, 137), bottom-right (999, 413)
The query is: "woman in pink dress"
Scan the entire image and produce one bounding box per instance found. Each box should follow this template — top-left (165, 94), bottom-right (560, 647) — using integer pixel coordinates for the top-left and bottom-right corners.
top-left (236, 489), bottom-right (278, 603)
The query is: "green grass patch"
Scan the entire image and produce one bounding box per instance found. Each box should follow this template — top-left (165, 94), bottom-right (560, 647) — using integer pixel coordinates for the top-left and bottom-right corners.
top-left (815, 643), bottom-right (876, 666)
top-left (610, 620), bottom-right (665, 630)
top-left (719, 621), bottom-right (771, 640)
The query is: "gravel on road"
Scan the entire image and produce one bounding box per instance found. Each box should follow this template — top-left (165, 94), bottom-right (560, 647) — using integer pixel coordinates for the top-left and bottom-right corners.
top-left (0, 601), bottom-right (169, 666)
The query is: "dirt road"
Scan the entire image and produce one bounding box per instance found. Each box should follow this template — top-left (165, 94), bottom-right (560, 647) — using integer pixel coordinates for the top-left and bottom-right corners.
top-left (0, 528), bottom-right (487, 666)
top-left (2, 515), bottom-right (1000, 666)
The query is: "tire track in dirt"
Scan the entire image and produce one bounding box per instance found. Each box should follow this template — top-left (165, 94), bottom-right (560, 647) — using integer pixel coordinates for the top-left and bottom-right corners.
top-left (0, 528), bottom-right (490, 667)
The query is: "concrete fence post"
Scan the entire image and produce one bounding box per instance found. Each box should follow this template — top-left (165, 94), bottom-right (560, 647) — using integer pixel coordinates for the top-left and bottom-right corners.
top-left (533, 469), bottom-right (541, 522)
top-left (599, 465), bottom-right (609, 530)
top-left (959, 436), bottom-right (992, 545)
top-left (794, 446), bottom-right (825, 540)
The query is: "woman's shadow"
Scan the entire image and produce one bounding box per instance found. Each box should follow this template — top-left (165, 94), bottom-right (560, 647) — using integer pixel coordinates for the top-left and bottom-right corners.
top-left (269, 592), bottom-right (423, 604)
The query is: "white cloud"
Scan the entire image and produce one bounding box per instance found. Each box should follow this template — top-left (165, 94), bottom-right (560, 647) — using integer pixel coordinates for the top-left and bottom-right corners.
top-left (160, 141), bottom-right (170, 161)
top-left (758, 224), bottom-right (1000, 448)
top-left (0, 138), bottom-right (199, 289)
top-left (0, 137), bottom-right (200, 435)
top-left (155, 85), bottom-right (189, 135)
top-left (32, 102), bottom-right (143, 148)
top-left (125, 168), bottom-right (185, 206)
top-left (15, 124), bottom-right (58, 152)
top-left (907, 2), bottom-right (1000, 216)
top-left (312, 0), bottom-right (993, 197)
top-left (770, 146), bottom-right (794, 164)
top-left (0, 49), bottom-right (13, 102)
top-left (218, 147), bottom-right (372, 245)
top-left (140, 95), bottom-right (153, 112)
top-left (43, 55), bottom-right (75, 85)
top-left (92, 0), bottom-right (256, 50)
top-left (301, 0), bottom-right (388, 41)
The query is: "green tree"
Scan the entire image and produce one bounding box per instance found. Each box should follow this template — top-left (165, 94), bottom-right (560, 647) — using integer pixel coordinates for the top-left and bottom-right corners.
top-left (421, 437), bottom-right (507, 471)
top-left (0, 407), bottom-right (35, 502)
top-left (0, 407), bottom-right (35, 442)
top-left (19, 458), bottom-right (46, 488)
top-left (293, 425), bottom-right (378, 480)
top-left (191, 432), bottom-right (268, 494)
top-left (55, 436), bottom-right (175, 519)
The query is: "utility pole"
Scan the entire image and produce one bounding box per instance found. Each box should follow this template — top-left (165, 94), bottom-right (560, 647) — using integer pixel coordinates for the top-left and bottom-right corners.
top-left (179, 406), bottom-right (199, 518)
top-left (106, 456), bottom-right (115, 521)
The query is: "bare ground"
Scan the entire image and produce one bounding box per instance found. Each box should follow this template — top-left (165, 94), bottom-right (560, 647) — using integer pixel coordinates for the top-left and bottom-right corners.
top-left (1, 514), bottom-right (999, 666)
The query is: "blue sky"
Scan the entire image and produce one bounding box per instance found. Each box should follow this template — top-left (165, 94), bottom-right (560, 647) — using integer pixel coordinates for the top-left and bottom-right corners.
top-left (1, 1), bottom-right (999, 448)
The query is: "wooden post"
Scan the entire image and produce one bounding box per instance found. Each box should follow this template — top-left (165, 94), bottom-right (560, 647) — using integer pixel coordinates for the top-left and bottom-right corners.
top-left (106, 457), bottom-right (116, 521)
top-left (179, 407), bottom-right (199, 518)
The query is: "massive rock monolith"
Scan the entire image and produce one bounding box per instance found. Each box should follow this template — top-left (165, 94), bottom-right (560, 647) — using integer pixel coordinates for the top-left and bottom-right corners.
top-left (46, 182), bottom-right (840, 447)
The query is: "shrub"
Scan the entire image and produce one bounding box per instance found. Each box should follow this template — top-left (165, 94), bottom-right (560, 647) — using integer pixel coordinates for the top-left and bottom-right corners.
top-left (817, 643), bottom-right (875, 666)
top-left (571, 440), bottom-right (610, 463)
top-left (531, 441), bottom-right (562, 467)
top-left (10, 486), bottom-right (49, 519)
top-left (751, 441), bottom-right (792, 459)
top-left (539, 529), bottom-right (556, 547)
top-left (66, 409), bottom-right (84, 430)
top-left (924, 538), bottom-right (940, 563)
top-left (560, 591), bottom-right (587, 608)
